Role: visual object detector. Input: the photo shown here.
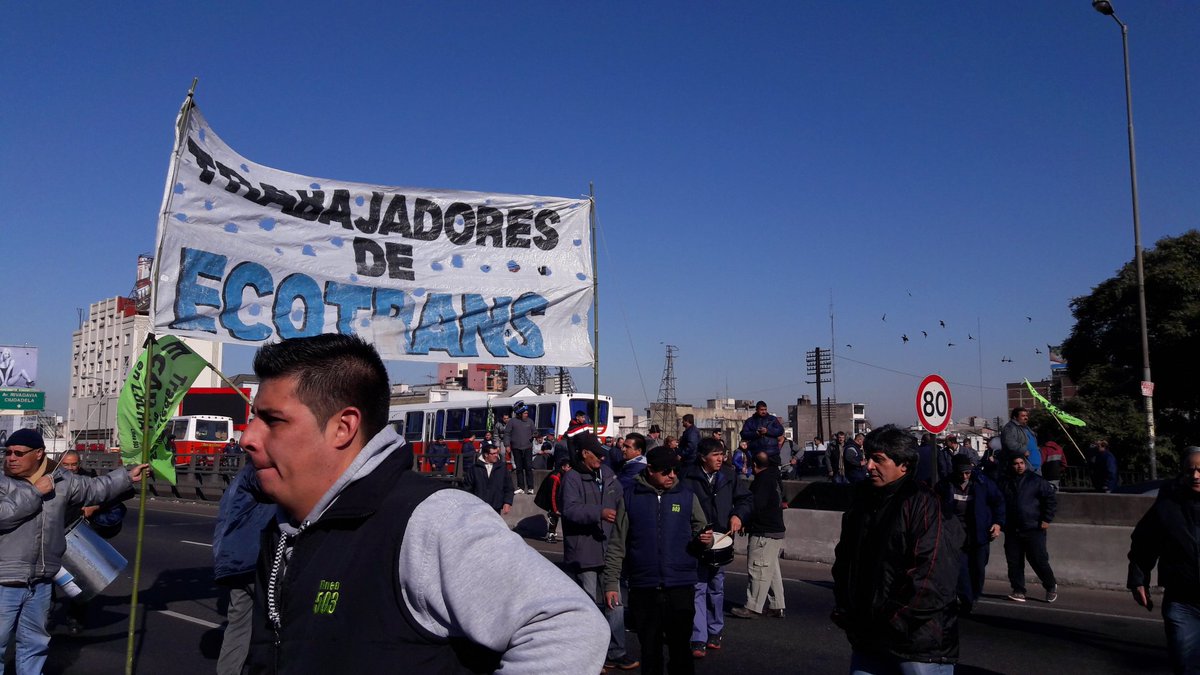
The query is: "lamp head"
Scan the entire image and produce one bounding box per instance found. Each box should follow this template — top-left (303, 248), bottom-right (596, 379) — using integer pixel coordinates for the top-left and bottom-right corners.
top-left (1092, 0), bottom-right (1115, 16)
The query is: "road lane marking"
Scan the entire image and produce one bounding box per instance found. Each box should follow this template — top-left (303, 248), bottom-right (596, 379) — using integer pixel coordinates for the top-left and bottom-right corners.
top-left (976, 598), bottom-right (1162, 624)
top-left (158, 610), bottom-right (220, 629)
top-left (180, 540), bottom-right (213, 547)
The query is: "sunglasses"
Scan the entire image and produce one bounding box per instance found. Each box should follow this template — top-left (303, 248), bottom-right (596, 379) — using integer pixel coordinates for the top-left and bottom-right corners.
top-left (2, 448), bottom-right (39, 458)
top-left (650, 466), bottom-right (677, 475)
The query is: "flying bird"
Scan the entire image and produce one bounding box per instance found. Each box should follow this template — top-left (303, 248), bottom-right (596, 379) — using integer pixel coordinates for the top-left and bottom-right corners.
top-left (921, 330), bottom-right (928, 338)
top-left (1026, 316), bottom-right (1033, 323)
top-left (1035, 348), bottom-right (1043, 355)
top-left (1001, 356), bottom-right (1013, 363)
top-left (901, 334), bottom-right (909, 343)
top-left (968, 334), bottom-right (975, 340)
top-left (947, 342), bottom-right (956, 347)
top-left (882, 313), bottom-right (887, 322)
top-left (845, 344), bottom-right (853, 349)
top-left (939, 320), bottom-right (946, 328)
top-left (906, 290), bottom-right (912, 297)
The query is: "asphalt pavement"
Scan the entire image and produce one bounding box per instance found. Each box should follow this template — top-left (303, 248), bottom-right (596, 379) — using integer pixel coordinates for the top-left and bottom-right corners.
top-left (26, 498), bottom-right (1171, 674)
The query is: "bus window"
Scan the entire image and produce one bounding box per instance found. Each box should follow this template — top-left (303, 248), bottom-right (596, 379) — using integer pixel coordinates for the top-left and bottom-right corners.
top-left (467, 408), bottom-right (489, 435)
top-left (404, 412), bottom-right (424, 443)
top-left (168, 419), bottom-right (188, 441)
top-left (435, 410), bottom-right (446, 438)
top-left (445, 409), bottom-right (467, 439)
top-left (536, 403), bottom-right (557, 436)
top-left (493, 406), bottom-right (513, 422)
top-left (196, 419), bottom-right (229, 442)
top-left (569, 399), bottom-right (609, 427)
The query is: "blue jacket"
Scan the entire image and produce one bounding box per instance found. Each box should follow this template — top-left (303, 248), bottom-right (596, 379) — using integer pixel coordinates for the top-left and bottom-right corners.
top-left (561, 463), bottom-right (623, 571)
top-left (679, 426), bottom-right (701, 464)
top-left (212, 464), bottom-right (276, 583)
top-left (741, 414), bottom-right (785, 456)
top-left (617, 456), bottom-right (647, 492)
top-left (935, 471), bottom-right (1005, 548)
top-left (681, 464), bottom-right (752, 534)
top-left (1091, 451), bottom-right (1119, 492)
top-left (604, 474), bottom-right (705, 591)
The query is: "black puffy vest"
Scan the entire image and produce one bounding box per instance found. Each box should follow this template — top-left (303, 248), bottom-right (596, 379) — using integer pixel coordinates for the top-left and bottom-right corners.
top-left (244, 446), bottom-right (500, 674)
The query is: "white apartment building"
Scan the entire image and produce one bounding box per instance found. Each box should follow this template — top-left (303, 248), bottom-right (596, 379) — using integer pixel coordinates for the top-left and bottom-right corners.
top-left (69, 296), bottom-right (223, 448)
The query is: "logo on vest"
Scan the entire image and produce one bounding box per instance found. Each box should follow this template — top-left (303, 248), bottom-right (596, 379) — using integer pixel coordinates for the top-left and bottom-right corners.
top-left (313, 579), bottom-right (341, 615)
top-left (671, 504), bottom-right (681, 513)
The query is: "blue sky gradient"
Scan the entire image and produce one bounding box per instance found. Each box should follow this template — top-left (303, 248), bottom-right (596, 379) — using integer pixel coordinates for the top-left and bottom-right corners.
top-left (2, 2), bottom-right (1197, 426)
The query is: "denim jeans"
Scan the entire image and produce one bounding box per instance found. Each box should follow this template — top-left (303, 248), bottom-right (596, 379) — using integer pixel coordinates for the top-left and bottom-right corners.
top-left (575, 568), bottom-right (627, 659)
top-left (0, 581), bottom-right (53, 675)
top-left (850, 651), bottom-right (955, 675)
top-left (1163, 597), bottom-right (1200, 674)
top-left (692, 565), bottom-right (724, 643)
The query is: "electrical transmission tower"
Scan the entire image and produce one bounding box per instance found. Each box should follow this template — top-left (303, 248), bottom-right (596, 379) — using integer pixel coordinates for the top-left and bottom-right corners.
top-left (531, 366), bottom-right (549, 394)
top-left (510, 366), bottom-right (531, 387)
top-left (554, 367), bottom-right (576, 394)
top-left (654, 345), bottom-right (680, 437)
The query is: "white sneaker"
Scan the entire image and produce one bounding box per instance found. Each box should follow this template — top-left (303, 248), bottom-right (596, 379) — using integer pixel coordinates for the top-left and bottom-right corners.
top-left (514, 489), bottom-right (523, 494)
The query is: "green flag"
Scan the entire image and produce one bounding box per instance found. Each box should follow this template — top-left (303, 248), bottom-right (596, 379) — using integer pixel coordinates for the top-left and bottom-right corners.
top-left (117, 336), bottom-right (209, 484)
top-left (1023, 379), bottom-right (1087, 427)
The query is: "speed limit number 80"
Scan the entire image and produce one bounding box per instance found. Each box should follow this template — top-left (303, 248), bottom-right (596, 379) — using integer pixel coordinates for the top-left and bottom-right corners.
top-left (916, 374), bottom-right (952, 434)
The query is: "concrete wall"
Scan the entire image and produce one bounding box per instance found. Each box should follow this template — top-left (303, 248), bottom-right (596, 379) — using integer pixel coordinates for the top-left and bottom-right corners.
top-left (501, 488), bottom-right (1140, 591)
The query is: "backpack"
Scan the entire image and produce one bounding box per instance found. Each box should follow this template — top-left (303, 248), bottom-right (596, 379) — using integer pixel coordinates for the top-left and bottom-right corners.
top-left (534, 471), bottom-right (560, 512)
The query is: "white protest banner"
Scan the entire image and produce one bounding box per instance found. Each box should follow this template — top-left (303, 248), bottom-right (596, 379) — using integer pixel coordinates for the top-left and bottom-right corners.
top-left (152, 100), bottom-right (594, 366)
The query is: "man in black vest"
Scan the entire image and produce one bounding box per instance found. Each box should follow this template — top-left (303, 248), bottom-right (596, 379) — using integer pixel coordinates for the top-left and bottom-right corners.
top-left (241, 334), bottom-right (607, 674)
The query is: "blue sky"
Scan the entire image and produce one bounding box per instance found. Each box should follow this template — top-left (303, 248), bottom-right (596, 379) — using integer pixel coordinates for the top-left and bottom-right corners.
top-left (2, 2), bottom-right (1197, 427)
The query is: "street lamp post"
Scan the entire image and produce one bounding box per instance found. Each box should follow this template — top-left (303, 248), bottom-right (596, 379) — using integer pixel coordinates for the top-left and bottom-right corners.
top-left (1092, 0), bottom-right (1156, 480)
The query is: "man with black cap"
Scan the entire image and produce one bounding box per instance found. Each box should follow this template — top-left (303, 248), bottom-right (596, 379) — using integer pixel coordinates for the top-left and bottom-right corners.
top-left (0, 428), bottom-right (147, 675)
top-left (935, 454), bottom-right (1005, 614)
top-left (503, 403), bottom-right (536, 494)
top-left (646, 424), bottom-right (664, 451)
top-left (605, 446), bottom-right (713, 675)
top-left (561, 432), bottom-right (639, 671)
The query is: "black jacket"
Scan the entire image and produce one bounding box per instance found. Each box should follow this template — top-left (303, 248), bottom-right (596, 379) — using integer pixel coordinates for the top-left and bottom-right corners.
top-left (1129, 480), bottom-right (1200, 603)
top-left (466, 461), bottom-right (514, 513)
top-left (832, 476), bottom-right (964, 664)
top-left (746, 466), bottom-right (785, 536)
top-left (681, 464), bottom-right (752, 534)
top-left (1000, 470), bottom-right (1056, 532)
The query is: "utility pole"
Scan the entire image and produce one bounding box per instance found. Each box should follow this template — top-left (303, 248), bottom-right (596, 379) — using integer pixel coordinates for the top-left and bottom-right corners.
top-left (655, 345), bottom-right (679, 437)
top-left (806, 347), bottom-right (832, 440)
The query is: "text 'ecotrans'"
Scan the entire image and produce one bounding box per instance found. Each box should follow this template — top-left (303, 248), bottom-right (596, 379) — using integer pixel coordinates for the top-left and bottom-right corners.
top-left (151, 101), bottom-right (594, 366)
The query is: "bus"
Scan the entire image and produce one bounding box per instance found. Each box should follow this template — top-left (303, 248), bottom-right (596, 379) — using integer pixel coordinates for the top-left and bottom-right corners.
top-left (389, 392), bottom-right (615, 475)
top-left (166, 414), bottom-right (234, 467)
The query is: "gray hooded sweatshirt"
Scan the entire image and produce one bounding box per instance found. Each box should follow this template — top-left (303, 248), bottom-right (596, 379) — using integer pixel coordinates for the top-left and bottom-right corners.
top-left (266, 426), bottom-right (607, 674)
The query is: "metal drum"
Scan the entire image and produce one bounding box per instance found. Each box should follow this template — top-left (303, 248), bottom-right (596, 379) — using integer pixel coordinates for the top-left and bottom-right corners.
top-left (702, 533), bottom-right (735, 567)
top-left (53, 520), bottom-right (128, 601)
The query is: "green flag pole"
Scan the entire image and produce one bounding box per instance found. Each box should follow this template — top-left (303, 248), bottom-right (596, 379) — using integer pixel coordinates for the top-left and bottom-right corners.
top-left (1050, 412), bottom-right (1089, 465)
top-left (125, 333), bottom-right (158, 675)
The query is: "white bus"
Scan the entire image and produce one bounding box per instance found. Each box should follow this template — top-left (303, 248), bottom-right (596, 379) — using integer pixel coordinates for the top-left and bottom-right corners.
top-left (389, 392), bottom-right (615, 474)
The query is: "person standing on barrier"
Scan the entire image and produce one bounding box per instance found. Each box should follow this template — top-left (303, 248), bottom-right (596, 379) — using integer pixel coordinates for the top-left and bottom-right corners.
top-left (1129, 446), bottom-right (1200, 674)
top-left (240, 334), bottom-right (607, 673)
top-left (504, 404), bottom-right (536, 495)
top-left (831, 425), bottom-right (963, 675)
top-left (681, 437), bottom-right (751, 659)
top-left (0, 428), bottom-right (146, 675)
top-left (213, 463), bottom-right (276, 675)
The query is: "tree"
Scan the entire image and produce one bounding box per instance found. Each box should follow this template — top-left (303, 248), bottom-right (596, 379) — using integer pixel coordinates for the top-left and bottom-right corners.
top-left (1061, 230), bottom-right (1200, 474)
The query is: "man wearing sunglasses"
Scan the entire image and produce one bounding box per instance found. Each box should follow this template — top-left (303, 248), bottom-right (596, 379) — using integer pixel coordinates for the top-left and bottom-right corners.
top-left (605, 446), bottom-right (712, 675)
top-left (0, 428), bottom-right (148, 675)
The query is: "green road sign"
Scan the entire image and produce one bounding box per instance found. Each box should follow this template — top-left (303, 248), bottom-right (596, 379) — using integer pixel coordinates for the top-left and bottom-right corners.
top-left (0, 389), bottom-right (44, 411)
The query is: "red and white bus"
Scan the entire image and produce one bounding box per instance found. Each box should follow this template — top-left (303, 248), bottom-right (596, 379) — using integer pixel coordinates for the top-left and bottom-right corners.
top-left (166, 414), bottom-right (234, 467)
top-left (389, 392), bottom-right (615, 474)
